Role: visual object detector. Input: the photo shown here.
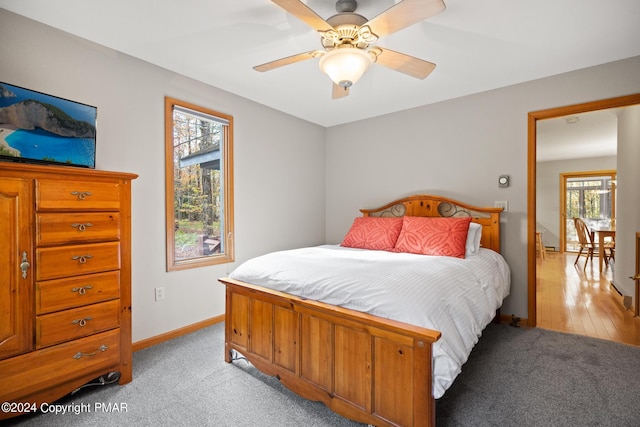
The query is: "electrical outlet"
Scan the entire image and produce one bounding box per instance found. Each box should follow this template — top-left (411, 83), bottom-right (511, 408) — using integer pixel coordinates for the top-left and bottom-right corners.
top-left (495, 201), bottom-right (509, 212)
top-left (155, 287), bottom-right (165, 301)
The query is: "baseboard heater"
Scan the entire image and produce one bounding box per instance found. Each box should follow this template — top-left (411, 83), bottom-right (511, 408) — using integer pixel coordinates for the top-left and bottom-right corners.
top-left (610, 280), bottom-right (632, 309)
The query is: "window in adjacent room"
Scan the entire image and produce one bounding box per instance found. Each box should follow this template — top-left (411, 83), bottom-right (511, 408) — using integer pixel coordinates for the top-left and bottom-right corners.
top-left (165, 97), bottom-right (234, 271)
top-left (562, 171), bottom-right (616, 252)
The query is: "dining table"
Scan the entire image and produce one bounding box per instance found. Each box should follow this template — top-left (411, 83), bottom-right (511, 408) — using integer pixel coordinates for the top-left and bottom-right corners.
top-left (590, 224), bottom-right (615, 273)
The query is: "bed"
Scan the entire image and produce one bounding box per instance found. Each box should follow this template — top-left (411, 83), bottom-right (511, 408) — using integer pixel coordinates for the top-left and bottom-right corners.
top-left (219, 195), bottom-right (510, 426)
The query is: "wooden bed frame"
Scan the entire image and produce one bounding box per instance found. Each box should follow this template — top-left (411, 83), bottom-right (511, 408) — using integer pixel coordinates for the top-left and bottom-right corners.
top-left (219, 195), bottom-right (503, 427)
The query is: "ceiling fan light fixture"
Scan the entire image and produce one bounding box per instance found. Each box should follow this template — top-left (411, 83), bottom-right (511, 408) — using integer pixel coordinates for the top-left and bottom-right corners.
top-left (319, 47), bottom-right (373, 88)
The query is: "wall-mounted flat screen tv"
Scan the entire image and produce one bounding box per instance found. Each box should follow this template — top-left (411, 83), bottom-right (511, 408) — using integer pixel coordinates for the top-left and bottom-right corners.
top-left (0, 82), bottom-right (96, 168)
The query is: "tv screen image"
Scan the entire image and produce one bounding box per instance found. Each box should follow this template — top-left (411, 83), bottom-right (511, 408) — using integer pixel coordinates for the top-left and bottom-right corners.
top-left (0, 82), bottom-right (96, 168)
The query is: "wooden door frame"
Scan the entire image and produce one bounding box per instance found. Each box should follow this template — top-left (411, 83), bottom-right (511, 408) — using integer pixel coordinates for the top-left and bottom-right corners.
top-left (527, 93), bottom-right (640, 327)
top-left (559, 170), bottom-right (617, 253)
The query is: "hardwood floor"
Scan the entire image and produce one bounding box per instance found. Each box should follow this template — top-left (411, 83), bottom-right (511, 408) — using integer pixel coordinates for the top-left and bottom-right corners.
top-left (536, 250), bottom-right (640, 346)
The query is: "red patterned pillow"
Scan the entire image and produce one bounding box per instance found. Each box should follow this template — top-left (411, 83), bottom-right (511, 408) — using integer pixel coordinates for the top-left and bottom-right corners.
top-left (341, 217), bottom-right (404, 250)
top-left (394, 216), bottom-right (472, 258)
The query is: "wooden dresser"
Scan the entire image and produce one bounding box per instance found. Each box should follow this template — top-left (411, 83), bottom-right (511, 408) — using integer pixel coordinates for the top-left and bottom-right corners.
top-left (0, 163), bottom-right (137, 419)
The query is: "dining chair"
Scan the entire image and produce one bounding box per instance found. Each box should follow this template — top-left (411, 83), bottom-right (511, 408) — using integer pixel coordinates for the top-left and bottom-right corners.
top-left (573, 217), bottom-right (597, 270)
top-left (536, 231), bottom-right (546, 260)
top-left (604, 218), bottom-right (616, 266)
top-left (604, 235), bottom-right (615, 267)
top-left (604, 241), bottom-right (615, 266)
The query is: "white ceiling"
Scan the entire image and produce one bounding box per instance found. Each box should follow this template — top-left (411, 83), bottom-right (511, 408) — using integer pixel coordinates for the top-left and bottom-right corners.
top-left (537, 109), bottom-right (620, 162)
top-left (1, 0), bottom-right (636, 161)
top-left (2, 0), bottom-right (639, 130)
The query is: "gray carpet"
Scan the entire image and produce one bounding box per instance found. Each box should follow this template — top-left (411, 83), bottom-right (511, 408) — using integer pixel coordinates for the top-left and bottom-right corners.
top-left (436, 324), bottom-right (640, 426)
top-left (5, 322), bottom-right (640, 426)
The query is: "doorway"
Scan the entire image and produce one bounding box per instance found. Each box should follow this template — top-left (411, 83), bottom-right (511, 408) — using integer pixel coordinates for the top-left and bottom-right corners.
top-left (527, 94), bottom-right (640, 328)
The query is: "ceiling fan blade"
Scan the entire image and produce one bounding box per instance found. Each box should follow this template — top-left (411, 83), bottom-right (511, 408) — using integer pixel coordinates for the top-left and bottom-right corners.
top-left (332, 83), bottom-right (350, 99)
top-left (271, 0), bottom-right (335, 32)
top-left (254, 51), bottom-right (317, 72)
top-left (366, 0), bottom-right (446, 38)
top-left (375, 47), bottom-right (436, 79)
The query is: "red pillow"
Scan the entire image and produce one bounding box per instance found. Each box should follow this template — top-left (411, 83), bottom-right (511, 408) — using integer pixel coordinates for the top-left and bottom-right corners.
top-left (394, 216), bottom-right (472, 258)
top-left (341, 216), bottom-right (404, 250)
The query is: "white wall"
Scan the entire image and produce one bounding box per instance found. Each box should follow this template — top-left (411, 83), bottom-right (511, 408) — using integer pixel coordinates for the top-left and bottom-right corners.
top-left (0, 9), bottom-right (326, 342)
top-left (325, 56), bottom-right (640, 318)
top-left (536, 156), bottom-right (616, 251)
top-left (615, 105), bottom-right (640, 296)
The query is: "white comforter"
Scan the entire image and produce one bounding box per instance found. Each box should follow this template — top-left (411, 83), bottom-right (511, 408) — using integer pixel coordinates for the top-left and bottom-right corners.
top-left (229, 244), bottom-right (511, 399)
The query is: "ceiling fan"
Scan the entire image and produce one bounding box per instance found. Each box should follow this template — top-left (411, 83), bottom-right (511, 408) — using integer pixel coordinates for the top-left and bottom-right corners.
top-left (254, 0), bottom-right (446, 99)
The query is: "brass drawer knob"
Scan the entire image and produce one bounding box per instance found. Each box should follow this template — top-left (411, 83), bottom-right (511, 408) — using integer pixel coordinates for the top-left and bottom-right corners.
top-left (71, 255), bottom-right (93, 264)
top-left (71, 223), bottom-right (94, 232)
top-left (71, 316), bottom-right (93, 327)
top-left (71, 285), bottom-right (94, 295)
top-left (70, 191), bottom-right (92, 200)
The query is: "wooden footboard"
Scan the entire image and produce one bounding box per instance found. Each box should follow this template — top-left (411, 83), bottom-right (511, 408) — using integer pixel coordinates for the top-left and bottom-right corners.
top-left (220, 277), bottom-right (442, 427)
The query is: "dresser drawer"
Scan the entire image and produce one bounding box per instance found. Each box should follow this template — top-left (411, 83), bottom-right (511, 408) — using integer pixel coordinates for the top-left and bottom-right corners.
top-left (36, 300), bottom-right (120, 349)
top-left (36, 271), bottom-right (120, 315)
top-left (0, 329), bottom-right (120, 403)
top-left (36, 212), bottom-right (121, 246)
top-left (36, 242), bottom-right (120, 281)
top-left (36, 179), bottom-right (121, 211)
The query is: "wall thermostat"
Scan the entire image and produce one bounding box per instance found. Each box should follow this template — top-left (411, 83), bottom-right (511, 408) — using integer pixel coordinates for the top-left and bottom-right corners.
top-left (498, 175), bottom-right (510, 188)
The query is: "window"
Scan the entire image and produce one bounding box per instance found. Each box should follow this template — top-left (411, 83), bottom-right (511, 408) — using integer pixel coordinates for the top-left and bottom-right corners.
top-left (566, 176), bottom-right (614, 220)
top-left (165, 97), bottom-right (234, 271)
top-left (562, 171), bottom-right (616, 252)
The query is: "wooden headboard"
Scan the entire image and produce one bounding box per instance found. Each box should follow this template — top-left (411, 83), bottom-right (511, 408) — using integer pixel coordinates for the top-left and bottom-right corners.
top-left (360, 194), bottom-right (503, 253)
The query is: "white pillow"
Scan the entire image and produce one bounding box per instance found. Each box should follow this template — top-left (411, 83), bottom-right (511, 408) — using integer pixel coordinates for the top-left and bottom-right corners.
top-left (465, 222), bottom-right (482, 257)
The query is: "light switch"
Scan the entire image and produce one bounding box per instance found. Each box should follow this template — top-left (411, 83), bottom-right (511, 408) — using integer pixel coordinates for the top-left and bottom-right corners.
top-left (495, 201), bottom-right (508, 212)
